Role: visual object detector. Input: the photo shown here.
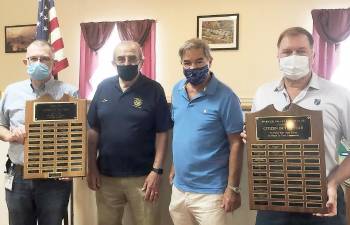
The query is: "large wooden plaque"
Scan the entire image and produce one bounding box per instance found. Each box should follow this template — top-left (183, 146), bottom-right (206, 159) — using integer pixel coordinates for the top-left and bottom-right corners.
top-left (24, 94), bottom-right (87, 179)
top-left (246, 104), bottom-right (327, 213)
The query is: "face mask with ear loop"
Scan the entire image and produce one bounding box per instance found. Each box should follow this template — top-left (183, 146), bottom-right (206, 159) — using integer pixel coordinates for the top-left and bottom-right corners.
top-left (117, 65), bottom-right (139, 81)
top-left (279, 55), bottom-right (310, 80)
top-left (183, 65), bottom-right (209, 85)
top-left (27, 62), bottom-right (51, 80)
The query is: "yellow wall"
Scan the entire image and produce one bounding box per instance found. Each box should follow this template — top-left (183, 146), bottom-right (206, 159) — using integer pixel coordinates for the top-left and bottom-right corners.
top-left (1, 1), bottom-right (350, 225)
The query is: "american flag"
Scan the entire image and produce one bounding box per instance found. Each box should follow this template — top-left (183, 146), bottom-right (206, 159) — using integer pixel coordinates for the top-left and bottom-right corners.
top-left (37, 0), bottom-right (68, 75)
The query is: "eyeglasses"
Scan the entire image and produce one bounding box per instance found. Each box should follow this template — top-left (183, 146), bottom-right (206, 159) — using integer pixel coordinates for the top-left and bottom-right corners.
top-left (114, 55), bottom-right (140, 65)
top-left (27, 56), bottom-right (52, 64)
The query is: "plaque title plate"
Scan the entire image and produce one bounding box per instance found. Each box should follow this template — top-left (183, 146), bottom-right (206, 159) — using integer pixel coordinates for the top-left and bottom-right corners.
top-left (34, 102), bottom-right (77, 121)
top-left (256, 116), bottom-right (311, 140)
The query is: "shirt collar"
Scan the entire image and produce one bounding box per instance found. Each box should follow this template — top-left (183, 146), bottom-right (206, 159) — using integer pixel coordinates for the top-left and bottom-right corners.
top-left (273, 72), bottom-right (320, 92)
top-left (204, 72), bottom-right (219, 95)
top-left (30, 76), bottom-right (55, 92)
top-left (44, 76), bottom-right (55, 88)
top-left (116, 73), bottom-right (144, 92)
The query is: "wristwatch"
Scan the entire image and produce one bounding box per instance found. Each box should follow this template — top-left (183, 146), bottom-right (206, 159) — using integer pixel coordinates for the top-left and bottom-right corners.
top-left (151, 167), bottom-right (163, 175)
top-left (227, 185), bottom-right (241, 194)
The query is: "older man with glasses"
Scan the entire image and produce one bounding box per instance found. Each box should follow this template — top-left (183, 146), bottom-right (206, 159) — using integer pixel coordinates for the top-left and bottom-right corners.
top-left (87, 40), bottom-right (173, 225)
top-left (0, 40), bottom-right (77, 225)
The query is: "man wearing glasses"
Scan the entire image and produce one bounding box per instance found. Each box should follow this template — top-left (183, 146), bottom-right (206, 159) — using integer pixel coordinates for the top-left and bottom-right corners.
top-left (0, 40), bottom-right (77, 225)
top-left (169, 38), bottom-right (244, 225)
top-left (87, 41), bottom-right (172, 225)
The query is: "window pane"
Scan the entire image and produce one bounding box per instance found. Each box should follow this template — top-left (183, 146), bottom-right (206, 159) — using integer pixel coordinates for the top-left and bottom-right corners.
top-left (331, 38), bottom-right (350, 90)
top-left (88, 27), bottom-right (120, 99)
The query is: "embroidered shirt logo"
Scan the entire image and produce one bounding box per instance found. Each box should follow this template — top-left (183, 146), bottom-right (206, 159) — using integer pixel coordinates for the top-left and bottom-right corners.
top-left (314, 99), bottom-right (321, 105)
top-left (133, 97), bottom-right (143, 109)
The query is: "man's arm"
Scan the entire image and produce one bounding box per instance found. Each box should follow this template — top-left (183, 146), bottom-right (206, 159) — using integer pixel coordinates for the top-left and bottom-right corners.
top-left (221, 133), bottom-right (244, 212)
top-left (143, 131), bottom-right (169, 202)
top-left (153, 131), bottom-right (168, 169)
top-left (169, 163), bottom-right (175, 185)
top-left (0, 125), bottom-right (25, 144)
top-left (87, 128), bottom-right (100, 191)
top-left (315, 156), bottom-right (350, 217)
top-left (327, 157), bottom-right (350, 190)
top-left (0, 125), bottom-right (11, 142)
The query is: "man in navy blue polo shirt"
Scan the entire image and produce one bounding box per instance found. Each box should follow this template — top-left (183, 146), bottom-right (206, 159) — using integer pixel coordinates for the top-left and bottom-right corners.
top-left (87, 41), bottom-right (173, 225)
top-left (169, 38), bottom-right (244, 225)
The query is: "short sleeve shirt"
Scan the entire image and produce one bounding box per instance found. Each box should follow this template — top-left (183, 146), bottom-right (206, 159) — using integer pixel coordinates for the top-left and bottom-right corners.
top-left (88, 74), bottom-right (173, 177)
top-left (171, 74), bottom-right (244, 194)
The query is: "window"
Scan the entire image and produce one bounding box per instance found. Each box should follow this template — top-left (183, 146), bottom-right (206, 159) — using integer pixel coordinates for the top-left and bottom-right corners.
top-left (80, 20), bottom-right (156, 99)
top-left (88, 27), bottom-right (121, 99)
top-left (331, 37), bottom-right (350, 90)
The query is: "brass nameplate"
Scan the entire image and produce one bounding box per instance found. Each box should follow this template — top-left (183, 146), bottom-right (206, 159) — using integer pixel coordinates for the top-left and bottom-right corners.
top-left (256, 116), bottom-right (311, 140)
top-left (34, 102), bottom-right (77, 121)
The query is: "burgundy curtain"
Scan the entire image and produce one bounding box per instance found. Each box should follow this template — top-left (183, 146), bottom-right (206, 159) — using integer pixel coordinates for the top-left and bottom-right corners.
top-left (79, 22), bottom-right (115, 98)
top-left (312, 8), bottom-right (350, 80)
top-left (116, 19), bottom-right (156, 79)
top-left (140, 22), bottom-right (156, 80)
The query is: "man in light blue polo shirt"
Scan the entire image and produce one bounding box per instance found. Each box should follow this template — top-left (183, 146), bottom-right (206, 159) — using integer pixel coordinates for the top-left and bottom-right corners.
top-left (0, 40), bottom-right (77, 225)
top-left (169, 38), bottom-right (244, 225)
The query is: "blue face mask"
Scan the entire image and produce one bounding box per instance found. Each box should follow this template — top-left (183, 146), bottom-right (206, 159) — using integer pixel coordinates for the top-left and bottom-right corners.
top-left (27, 62), bottom-right (50, 80)
top-left (183, 65), bottom-right (209, 85)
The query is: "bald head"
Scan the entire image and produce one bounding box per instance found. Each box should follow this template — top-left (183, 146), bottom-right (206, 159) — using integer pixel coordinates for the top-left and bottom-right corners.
top-left (113, 41), bottom-right (144, 65)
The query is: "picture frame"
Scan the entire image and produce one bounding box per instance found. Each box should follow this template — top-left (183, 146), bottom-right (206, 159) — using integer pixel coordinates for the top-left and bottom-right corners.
top-left (197, 14), bottom-right (239, 50)
top-left (240, 97), bottom-right (253, 111)
top-left (5, 24), bottom-right (37, 53)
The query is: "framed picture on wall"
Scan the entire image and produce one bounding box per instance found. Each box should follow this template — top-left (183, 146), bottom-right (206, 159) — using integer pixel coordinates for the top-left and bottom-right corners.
top-left (197, 14), bottom-right (239, 50)
top-left (240, 97), bottom-right (253, 111)
top-left (5, 24), bottom-right (36, 53)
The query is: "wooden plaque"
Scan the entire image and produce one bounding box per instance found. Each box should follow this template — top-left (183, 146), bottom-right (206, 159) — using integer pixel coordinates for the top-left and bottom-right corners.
top-left (246, 104), bottom-right (327, 213)
top-left (24, 94), bottom-right (87, 179)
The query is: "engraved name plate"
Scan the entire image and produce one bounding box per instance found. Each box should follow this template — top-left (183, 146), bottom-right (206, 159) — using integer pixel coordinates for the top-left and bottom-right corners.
top-left (256, 116), bottom-right (311, 140)
top-left (34, 102), bottom-right (77, 121)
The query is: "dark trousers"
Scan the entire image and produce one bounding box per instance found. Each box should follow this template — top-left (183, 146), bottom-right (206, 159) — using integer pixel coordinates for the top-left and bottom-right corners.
top-left (255, 187), bottom-right (346, 225)
top-left (5, 165), bottom-right (71, 225)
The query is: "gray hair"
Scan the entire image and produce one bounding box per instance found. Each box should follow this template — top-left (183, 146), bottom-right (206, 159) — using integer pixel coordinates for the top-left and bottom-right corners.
top-left (113, 40), bottom-right (144, 61)
top-left (26, 40), bottom-right (54, 57)
top-left (178, 38), bottom-right (213, 61)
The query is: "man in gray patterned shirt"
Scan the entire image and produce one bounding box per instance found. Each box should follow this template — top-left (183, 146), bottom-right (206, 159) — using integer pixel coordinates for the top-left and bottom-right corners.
top-left (0, 40), bottom-right (77, 225)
